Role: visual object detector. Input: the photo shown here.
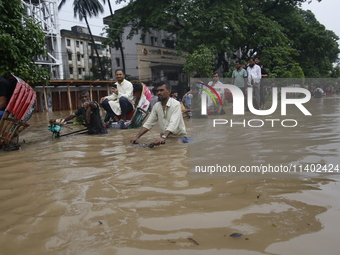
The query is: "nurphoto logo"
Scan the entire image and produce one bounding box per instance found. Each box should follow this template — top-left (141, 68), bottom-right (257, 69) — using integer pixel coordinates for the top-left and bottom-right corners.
top-left (199, 85), bottom-right (312, 128)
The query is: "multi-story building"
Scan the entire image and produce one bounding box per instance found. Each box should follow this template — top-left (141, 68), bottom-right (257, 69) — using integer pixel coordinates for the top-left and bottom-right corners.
top-left (60, 26), bottom-right (112, 80)
top-left (23, 0), bottom-right (64, 79)
top-left (103, 12), bottom-right (188, 92)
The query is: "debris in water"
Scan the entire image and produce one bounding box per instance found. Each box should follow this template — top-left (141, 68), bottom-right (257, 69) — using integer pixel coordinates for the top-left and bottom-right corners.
top-left (230, 233), bottom-right (243, 238)
top-left (188, 237), bottom-right (199, 245)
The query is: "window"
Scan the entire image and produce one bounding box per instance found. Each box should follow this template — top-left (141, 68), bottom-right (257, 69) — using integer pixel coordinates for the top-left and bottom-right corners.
top-left (78, 68), bottom-right (82, 75)
top-left (163, 39), bottom-right (175, 49)
top-left (151, 36), bottom-right (154, 46)
top-left (76, 41), bottom-right (80, 47)
top-left (68, 53), bottom-right (72, 61)
top-left (77, 54), bottom-right (80, 61)
top-left (81, 54), bottom-right (84, 58)
top-left (141, 35), bottom-right (145, 44)
top-left (116, 58), bottom-right (120, 67)
top-left (69, 67), bottom-right (73, 74)
top-left (66, 39), bottom-right (71, 46)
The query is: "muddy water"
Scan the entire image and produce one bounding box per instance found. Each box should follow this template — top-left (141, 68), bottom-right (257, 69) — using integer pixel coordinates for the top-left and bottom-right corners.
top-left (1, 96), bottom-right (340, 255)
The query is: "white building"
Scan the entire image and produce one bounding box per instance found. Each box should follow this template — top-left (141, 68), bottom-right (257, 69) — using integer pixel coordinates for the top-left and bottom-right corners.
top-left (23, 0), bottom-right (64, 79)
top-left (60, 26), bottom-right (112, 80)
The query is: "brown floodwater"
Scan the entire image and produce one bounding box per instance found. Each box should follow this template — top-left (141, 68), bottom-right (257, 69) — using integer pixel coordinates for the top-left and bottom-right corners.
top-left (1, 96), bottom-right (340, 255)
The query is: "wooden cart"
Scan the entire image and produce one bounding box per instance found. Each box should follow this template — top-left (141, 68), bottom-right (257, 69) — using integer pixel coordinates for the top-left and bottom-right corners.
top-left (0, 76), bottom-right (36, 150)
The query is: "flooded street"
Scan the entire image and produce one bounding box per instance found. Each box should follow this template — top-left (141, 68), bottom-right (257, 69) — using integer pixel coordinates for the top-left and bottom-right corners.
top-left (1, 96), bottom-right (340, 254)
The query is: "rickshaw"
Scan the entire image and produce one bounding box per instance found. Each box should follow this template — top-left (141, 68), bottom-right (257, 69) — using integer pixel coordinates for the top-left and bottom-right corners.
top-left (0, 75), bottom-right (36, 150)
top-left (105, 80), bottom-right (152, 129)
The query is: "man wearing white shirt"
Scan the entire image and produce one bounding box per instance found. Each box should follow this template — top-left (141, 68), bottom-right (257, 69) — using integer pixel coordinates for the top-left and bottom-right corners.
top-left (246, 57), bottom-right (262, 110)
top-left (130, 81), bottom-right (187, 146)
top-left (208, 72), bottom-right (224, 114)
top-left (208, 72), bottom-right (224, 87)
top-left (101, 69), bottom-right (134, 124)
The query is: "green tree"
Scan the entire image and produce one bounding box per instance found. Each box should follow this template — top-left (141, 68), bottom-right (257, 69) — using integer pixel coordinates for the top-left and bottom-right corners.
top-left (265, 6), bottom-right (339, 77)
top-left (113, 0), bottom-right (337, 77)
top-left (58, 0), bottom-right (106, 79)
top-left (90, 56), bottom-right (112, 80)
top-left (183, 45), bottom-right (214, 78)
top-left (104, 0), bottom-right (126, 73)
top-left (0, 0), bottom-right (49, 83)
top-left (290, 63), bottom-right (305, 78)
top-left (272, 66), bottom-right (292, 78)
top-left (110, 0), bottom-right (246, 73)
top-left (330, 61), bottom-right (340, 78)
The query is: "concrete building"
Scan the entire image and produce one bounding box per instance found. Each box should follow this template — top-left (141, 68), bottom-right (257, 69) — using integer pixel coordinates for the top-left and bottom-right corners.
top-left (60, 26), bottom-right (112, 80)
top-left (104, 13), bottom-right (188, 92)
top-left (23, 0), bottom-right (64, 79)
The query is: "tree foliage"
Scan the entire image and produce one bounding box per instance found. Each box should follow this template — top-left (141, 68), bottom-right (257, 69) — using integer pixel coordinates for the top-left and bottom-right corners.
top-left (110, 0), bottom-right (338, 78)
top-left (58, 0), bottom-right (104, 21)
top-left (290, 63), bottom-right (305, 78)
top-left (0, 0), bottom-right (49, 83)
top-left (103, 0), bottom-right (126, 72)
top-left (331, 61), bottom-right (340, 78)
top-left (90, 56), bottom-right (112, 80)
top-left (259, 6), bottom-right (339, 77)
top-left (183, 45), bottom-right (215, 77)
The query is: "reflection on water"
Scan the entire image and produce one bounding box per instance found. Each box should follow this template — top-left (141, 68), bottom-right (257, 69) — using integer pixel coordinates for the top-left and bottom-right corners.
top-left (0, 97), bottom-right (340, 254)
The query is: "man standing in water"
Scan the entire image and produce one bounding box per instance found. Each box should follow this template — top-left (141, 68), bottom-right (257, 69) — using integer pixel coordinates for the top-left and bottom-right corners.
top-left (50, 90), bottom-right (107, 134)
top-left (130, 81), bottom-right (187, 145)
top-left (208, 72), bottom-right (224, 114)
top-left (255, 56), bottom-right (268, 109)
top-left (232, 60), bottom-right (248, 109)
top-left (247, 57), bottom-right (262, 110)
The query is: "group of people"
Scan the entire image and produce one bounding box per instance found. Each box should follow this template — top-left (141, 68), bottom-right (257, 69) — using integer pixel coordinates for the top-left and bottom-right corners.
top-left (231, 56), bottom-right (268, 110)
top-left (308, 83), bottom-right (337, 97)
top-left (50, 56), bottom-right (269, 143)
top-left (180, 56), bottom-right (268, 116)
top-left (181, 72), bottom-right (225, 116)
top-left (3, 58), bottom-right (269, 145)
top-left (50, 69), bottom-right (135, 134)
top-left (50, 69), bottom-right (189, 145)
